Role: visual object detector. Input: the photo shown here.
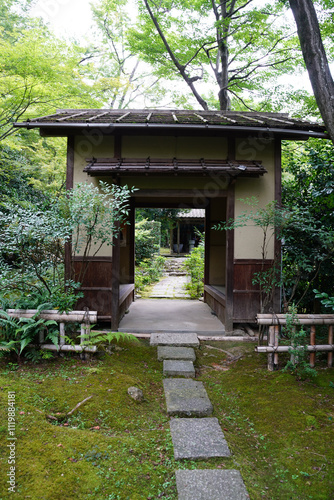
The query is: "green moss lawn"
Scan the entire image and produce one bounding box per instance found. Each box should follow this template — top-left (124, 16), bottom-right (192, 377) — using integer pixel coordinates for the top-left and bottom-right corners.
top-left (0, 340), bottom-right (333, 499)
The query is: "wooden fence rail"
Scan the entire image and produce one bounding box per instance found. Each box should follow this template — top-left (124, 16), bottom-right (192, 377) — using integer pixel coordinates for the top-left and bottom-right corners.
top-left (256, 314), bottom-right (334, 371)
top-left (6, 309), bottom-right (98, 353)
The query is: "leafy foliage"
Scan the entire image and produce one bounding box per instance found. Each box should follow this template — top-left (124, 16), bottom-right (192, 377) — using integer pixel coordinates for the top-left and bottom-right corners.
top-left (214, 181), bottom-right (334, 317)
top-left (128, 0), bottom-right (298, 110)
top-left (60, 181), bottom-right (134, 284)
top-left (183, 234), bottom-right (204, 299)
top-left (135, 219), bottom-right (161, 264)
top-left (0, 144), bottom-right (48, 207)
top-left (0, 202), bottom-right (74, 309)
top-left (80, 330), bottom-right (139, 350)
top-left (136, 208), bottom-right (185, 248)
top-left (0, 305), bottom-right (58, 362)
top-left (0, 182), bottom-right (134, 311)
top-left (313, 289), bottom-right (334, 312)
top-left (282, 305), bottom-right (317, 380)
top-left (86, 0), bottom-right (166, 108)
top-left (135, 255), bottom-right (166, 293)
top-left (0, 20), bottom-right (96, 140)
top-left (282, 141), bottom-right (334, 311)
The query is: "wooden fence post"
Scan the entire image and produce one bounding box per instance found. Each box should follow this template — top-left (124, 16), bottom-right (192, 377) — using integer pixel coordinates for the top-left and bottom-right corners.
top-left (80, 324), bottom-right (85, 345)
top-left (268, 326), bottom-right (275, 371)
top-left (274, 325), bottom-right (279, 368)
top-left (39, 330), bottom-right (45, 344)
top-left (59, 323), bottom-right (66, 346)
top-left (328, 325), bottom-right (333, 368)
top-left (310, 325), bottom-right (316, 367)
top-left (290, 326), bottom-right (296, 365)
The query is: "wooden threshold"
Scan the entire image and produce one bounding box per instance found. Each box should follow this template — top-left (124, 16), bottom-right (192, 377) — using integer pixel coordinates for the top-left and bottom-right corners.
top-left (119, 284), bottom-right (135, 306)
top-left (204, 285), bottom-right (226, 305)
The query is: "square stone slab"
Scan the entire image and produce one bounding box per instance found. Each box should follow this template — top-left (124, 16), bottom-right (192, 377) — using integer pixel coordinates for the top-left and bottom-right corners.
top-left (158, 346), bottom-right (196, 361)
top-left (150, 332), bottom-right (199, 347)
top-left (163, 379), bottom-right (213, 417)
top-left (175, 469), bottom-right (249, 500)
top-left (163, 360), bottom-right (195, 378)
top-left (170, 418), bottom-right (231, 459)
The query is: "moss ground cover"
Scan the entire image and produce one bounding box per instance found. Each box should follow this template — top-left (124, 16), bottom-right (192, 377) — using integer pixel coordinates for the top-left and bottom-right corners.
top-left (197, 342), bottom-right (334, 500)
top-left (0, 339), bottom-right (333, 499)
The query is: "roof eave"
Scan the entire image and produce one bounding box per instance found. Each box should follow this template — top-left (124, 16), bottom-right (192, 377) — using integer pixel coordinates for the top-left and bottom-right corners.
top-left (13, 121), bottom-right (329, 139)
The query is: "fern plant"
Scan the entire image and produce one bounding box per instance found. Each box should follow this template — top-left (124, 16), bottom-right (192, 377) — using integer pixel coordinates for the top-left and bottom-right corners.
top-left (79, 330), bottom-right (139, 350)
top-left (0, 304), bottom-right (58, 362)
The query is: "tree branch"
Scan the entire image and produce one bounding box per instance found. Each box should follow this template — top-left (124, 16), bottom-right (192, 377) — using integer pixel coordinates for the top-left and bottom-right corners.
top-left (143, 0), bottom-right (209, 110)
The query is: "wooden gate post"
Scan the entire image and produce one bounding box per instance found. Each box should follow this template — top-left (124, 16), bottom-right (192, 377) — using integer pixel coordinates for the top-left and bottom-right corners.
top-left (111, 221), bottom-right (120, 331)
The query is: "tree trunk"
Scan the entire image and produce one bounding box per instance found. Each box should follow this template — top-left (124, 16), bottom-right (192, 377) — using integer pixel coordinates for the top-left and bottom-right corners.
top-left (289, 0), bottom-right (334, 144)
top-left (218, 42), bottom-right (231, 111)
top-left (217, 1), bottom-right (231, 111)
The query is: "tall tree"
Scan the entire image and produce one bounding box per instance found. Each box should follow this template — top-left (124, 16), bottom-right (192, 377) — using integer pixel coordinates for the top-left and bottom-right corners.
top-left (0, 0), bottom-right (100, 197)
top-left (288, 0), bottom-right (334, 143)
top-left (0, 0), bottom-right (98, 141)
top-left (84, 0), bottom-right (167, 108)
top-left (128, 0), bottom-right (297, 110)
top-left (282, 140), bottom-right (334, 309)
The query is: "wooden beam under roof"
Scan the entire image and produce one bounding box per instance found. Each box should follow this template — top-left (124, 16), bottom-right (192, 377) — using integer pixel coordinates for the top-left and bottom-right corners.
top-left (84, 157), bottom-right (267, 177)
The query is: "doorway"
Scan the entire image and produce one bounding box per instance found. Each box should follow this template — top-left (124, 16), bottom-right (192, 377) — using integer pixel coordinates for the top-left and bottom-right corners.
top-left (118, 195), bottom-right (228, 334)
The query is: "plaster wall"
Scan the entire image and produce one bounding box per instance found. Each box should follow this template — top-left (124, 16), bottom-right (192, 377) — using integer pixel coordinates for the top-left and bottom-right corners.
top-left (234, 138), bottom-right (276, 260)
top-left (122, 135), bottom-right (229, 159)
top-left (72, 134), bottom-right (276, 261)
top-left (73, 136), bottom-right (116, 257)
top-left (120, 176), bottom-right (229, 193)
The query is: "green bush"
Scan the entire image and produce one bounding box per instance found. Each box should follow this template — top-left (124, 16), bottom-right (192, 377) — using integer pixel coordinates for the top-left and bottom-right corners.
top-left (183, 245), bottom-right (204, 299)
top-left (282, 306), bottom-right (317, 380)
top-left (0, 182), bottom-right (134, 312)
top-left (0, 305), bottom-right (59, 363)
top-left (135, 255), bottom-right (166, 293)
top-left (314, 289), bottom-right (334, 312)
top-left (135, 219), bottom-right (161, 264)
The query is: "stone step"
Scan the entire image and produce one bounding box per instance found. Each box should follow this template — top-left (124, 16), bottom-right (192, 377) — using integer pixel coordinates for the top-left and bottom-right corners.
top-left (169, 272), bottom-right (187, 276)
top-left (163, 378), bottom-right (213, 417)
top-left (149, 293), bottom-right (188, 299)
top-left (150, 332), bottom-right (199, 347)
top-left (170, 418), bottom-right (231, 460)
top-left (163, 360), bottom-right (195, 378)
top-left (157, 346), bottom-right (196, 361)
top-left (175, 469), bottom-right (249, 500)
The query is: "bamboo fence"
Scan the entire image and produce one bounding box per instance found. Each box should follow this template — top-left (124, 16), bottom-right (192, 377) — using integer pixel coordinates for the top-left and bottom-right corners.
top-left (256, 314), bottom-right (334, 371)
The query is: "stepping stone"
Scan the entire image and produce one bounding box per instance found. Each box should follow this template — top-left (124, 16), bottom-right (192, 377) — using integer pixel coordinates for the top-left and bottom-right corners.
top-left (175, 469), bottom-right (249, 500)
top-left (170, 418), bottom-right (231, 459)
top-left (163, 360), bottom-right (195, 378)
top-left (163, 378), bottom-right (213, 417)
top-left (150, 332), bottom-right (199, 347)
top-left (158, 346), bottom-right (196, 361)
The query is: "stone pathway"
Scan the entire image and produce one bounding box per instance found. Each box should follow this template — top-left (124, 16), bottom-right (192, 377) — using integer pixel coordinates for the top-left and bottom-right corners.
top-left (149, 257), bottom-right (190, 298)
top-left (150, 332), bottom-right (249, 499)
top-left (149, 275), bottom-right (190, 298)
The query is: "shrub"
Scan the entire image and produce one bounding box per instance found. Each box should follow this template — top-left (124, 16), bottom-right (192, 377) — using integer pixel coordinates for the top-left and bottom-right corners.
top-left (135, 219), bottom-right (161, 264)
top-left (282, 306), bottom-right (317, 380)
top-left (0, 305), bottom-right (59, 363)
top-left (0, 182), bottom-right (134, 311)
top-left (183, 245), bottom-right (204, 299)
top-left (135, 255), bottom-right (166, 293)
